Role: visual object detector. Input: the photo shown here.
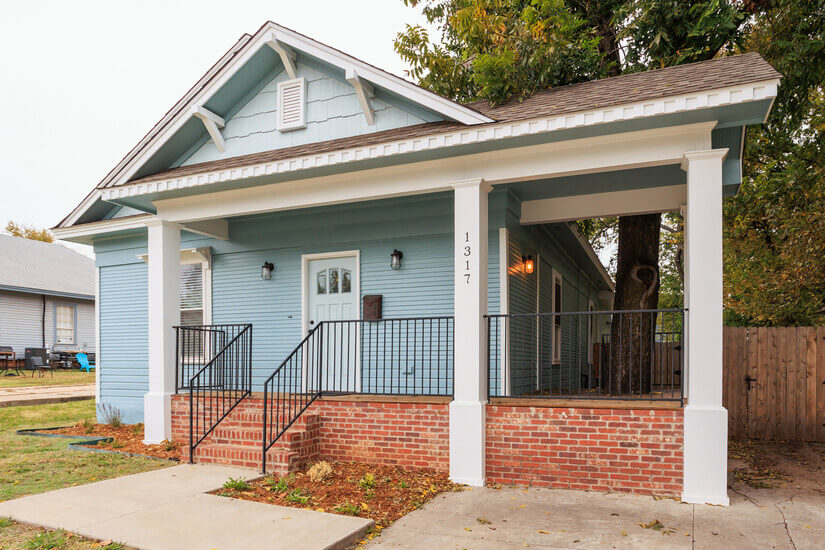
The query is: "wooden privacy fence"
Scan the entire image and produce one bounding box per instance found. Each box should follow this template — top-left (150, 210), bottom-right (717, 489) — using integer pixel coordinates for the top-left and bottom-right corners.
top-left (724, 327), bottom-right (825, 442)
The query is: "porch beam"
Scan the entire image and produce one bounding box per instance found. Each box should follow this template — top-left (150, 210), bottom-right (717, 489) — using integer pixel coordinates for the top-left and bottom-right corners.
top-left (153, 122), bottom-right (715, 224)
top-left (181, 218), bottom-right (229, 240)
top-left (144, 220), bottom-right (181, 444)
top-left (681, 148), bottom-right (729, 506)
top-left (191, 106), bottom-right (226, 153)
top-left (449, 178), bottom-right (490, 487)
top-left (345, 69), bottom-right (375, 126)
top-left (520, 185), bottom-right (686, 225)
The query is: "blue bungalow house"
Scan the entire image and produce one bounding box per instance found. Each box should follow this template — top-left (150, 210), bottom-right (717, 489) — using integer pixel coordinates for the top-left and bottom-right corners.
top-left (54, 21), bottom-right (780, 506)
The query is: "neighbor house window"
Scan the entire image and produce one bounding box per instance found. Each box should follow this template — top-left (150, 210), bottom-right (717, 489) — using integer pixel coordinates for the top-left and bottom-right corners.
top-left (552, 272), bottom-right (563, 363)
top-left (180, 263), bottom-right (204, 326)
top-left (55, 304), bottom-right (75, 345)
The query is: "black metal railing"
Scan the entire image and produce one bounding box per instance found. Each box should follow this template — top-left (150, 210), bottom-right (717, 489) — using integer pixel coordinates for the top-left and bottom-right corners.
top-left (486, 309), bottom-right (684, 402)
top-left (262, 316), bottom-right (454, 472)
top-left (176, 324), bottom-right (252, 461)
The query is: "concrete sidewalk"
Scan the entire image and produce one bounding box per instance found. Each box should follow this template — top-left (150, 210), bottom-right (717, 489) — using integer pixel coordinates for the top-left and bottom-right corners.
top-left (366, 485), bottom-right (823, 549)
top-left (0, 384), bottom-right (94, 407)
top-left (0, 464), bottom-right (373, 550)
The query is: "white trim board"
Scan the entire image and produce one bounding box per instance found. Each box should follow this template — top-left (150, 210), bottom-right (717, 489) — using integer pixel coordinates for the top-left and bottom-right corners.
top-left (96, 79), bottom-right (777, 204)
top-left (151, 122), bottom-right (717, 224)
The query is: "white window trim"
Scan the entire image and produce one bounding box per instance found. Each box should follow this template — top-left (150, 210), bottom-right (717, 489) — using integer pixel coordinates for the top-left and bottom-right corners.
top-left (54, 302), bottom-right (77, 346)
top-left (551, 269), bottom-right (563, 364)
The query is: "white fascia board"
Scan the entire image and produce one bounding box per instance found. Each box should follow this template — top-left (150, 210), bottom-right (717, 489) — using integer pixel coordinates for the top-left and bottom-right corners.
top-left (345, 68), bottom-right (375, 126)
top-left (100, 77), bottom-right (778, 203)
top-left (151, 122), bottom-right (715, 224)
top-left (521, 185), bottom-right (687, 225)
top-left (266, 35), bottom-right (297, 79)
top-left (53, 213), bottom-right (156, 244)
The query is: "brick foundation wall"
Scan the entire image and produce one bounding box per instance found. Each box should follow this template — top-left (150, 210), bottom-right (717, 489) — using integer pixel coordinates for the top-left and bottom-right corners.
top-left (486, 405), bottom-right (684, 496)
top-left (171, 395), bottom-right (450, 473)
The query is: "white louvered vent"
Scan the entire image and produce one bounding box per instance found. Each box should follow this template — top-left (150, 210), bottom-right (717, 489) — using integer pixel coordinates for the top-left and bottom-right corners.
top-left (277, 78), bottom-right (306, 131)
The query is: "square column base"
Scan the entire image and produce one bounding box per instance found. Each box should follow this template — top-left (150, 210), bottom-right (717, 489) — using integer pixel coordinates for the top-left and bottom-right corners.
top-left (143, 391), bottom-right (173, 444)
top-left (682, 405), bottom-right (729, 506)
top-left (449, 400), bottom-right (486, 486)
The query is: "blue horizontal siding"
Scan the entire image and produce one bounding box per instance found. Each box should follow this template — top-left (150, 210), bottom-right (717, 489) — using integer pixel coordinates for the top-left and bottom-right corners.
top-left (95, 192), bottom-right (505, 419)
top-left (98, 262), bottom-right (148, 423)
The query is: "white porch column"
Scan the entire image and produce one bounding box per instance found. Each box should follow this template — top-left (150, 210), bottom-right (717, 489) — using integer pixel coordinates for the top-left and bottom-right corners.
top-left (450, 178), bottom-right (491, 486)
top-left (681, 149), bottom-right (729, 505)
top-left (144, 220), bottom-right (181, 444)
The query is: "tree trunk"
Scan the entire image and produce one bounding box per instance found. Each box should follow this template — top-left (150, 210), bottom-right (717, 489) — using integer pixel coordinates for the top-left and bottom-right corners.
top-left (608, 214), bottom-right (661, 395)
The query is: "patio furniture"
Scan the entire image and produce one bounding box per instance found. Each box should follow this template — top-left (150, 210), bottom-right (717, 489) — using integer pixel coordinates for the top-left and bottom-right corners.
top-left (0, 346), bottom-right (20, 375)
top-left (25, 348), bottom-right (50, 377)
top-left (29, 356), bottom-right (53, 378)
top-left (77, 352), bottom-right (95, 372)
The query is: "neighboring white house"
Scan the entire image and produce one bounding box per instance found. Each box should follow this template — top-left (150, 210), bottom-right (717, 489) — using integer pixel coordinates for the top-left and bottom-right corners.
top-left (0, 235), bottom-right (95, 355)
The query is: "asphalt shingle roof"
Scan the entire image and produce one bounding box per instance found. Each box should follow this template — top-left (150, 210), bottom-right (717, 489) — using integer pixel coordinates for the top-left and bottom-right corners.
top-left (122, 52), bottom-right (779, 187)
top-left (0, 235), bottom-right (94, 298)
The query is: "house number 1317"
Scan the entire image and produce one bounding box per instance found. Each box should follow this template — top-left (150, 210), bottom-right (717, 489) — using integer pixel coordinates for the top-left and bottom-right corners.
top-left (463, 232), bottom-right (471, 283)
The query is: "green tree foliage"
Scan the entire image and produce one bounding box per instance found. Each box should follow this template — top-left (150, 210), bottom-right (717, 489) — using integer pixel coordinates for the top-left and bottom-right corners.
top-left (5, 221), bottom-right (54, 243)
top-left (724, 0), bottom-right (825, 326)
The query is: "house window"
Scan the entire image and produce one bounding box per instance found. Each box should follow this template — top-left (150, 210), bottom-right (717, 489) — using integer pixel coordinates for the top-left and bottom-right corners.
top-left (552, 272), bottom-right (563, 364)
top-left (277, 78), bottom-right (306, 131)
top-left (55, 304), bottom-right (75, 345)
top-left (180, 263), bottom-right (204, 326)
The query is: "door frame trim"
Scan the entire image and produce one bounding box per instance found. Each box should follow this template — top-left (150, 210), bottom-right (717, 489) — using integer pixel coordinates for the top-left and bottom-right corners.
top-left (300, 249), bottom-right (361, 336)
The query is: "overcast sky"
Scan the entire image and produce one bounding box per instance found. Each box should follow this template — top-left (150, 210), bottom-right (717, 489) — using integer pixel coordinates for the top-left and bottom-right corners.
top-left (0, 1), bottom-right (435, 241)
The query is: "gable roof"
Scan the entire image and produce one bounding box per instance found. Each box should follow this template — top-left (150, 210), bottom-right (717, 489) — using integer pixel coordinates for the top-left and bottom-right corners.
top-left (121, 52), bottom-right (779, 188)
top-left (0, 236), bottom-right (94, 299)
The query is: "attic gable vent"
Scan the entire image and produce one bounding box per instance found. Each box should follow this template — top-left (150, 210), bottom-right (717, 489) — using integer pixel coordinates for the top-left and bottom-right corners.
top-left (277, 78), bottom-right (306, 131)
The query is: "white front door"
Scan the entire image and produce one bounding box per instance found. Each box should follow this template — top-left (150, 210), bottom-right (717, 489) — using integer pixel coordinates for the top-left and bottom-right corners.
top-left (306, 255), bottom-right (359, 391)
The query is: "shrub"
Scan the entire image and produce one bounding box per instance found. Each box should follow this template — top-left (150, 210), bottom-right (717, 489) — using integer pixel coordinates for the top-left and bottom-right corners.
top-left (96, 403), bottom-right (122, 428)
top-left (307, 461), bottom-right (333, 482)
top-left (222, 477), bottom-right (251, 491)
top-left (285, 489), bottom-right (309, 504)
top-left (334, 502), bottom-right (360, 516)
top-left (266, 474), bottom-right (293, 493)
top-left (358, 472), bottom-right (375, 489)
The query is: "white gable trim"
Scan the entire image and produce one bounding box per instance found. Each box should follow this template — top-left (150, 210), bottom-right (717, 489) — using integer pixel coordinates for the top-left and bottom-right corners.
top-left (99, 79), bottom-right (778, 203)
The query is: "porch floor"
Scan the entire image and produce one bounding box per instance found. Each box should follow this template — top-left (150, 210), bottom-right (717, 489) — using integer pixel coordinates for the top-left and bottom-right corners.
top-left (0, 464), bottom-right (373, 550)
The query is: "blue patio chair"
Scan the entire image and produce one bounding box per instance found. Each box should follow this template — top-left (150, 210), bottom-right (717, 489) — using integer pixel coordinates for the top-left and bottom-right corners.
top-left (77, 352), bottom-right (95, 372)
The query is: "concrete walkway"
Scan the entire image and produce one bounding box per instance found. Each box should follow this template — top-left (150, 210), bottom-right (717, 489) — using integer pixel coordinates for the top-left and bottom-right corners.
top-left (0, 384), bottom-right (94, 407)
top-left (0, 464), bottom-right (373, 550)
top-left (366, 485), bottom-right (824, 549)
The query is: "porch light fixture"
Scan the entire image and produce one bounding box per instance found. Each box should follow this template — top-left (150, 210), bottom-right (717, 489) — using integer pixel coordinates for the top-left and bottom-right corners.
top-left (522, 255), bottom-right (534, 274)
top-left (261, 261), bottom-right (274, 280)
top-left (390, 249), bottom-right (403, 270)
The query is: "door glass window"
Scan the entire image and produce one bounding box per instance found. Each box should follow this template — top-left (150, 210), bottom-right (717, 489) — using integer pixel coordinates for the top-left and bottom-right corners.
top-left (317, 271), bottom-right (327, 294)
top-left (329, 268), bottom-right (339, 294)
top-left (342, 269), bottom-right (351, 293)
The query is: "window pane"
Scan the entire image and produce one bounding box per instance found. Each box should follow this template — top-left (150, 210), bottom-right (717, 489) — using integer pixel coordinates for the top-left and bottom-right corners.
top-left (342, 269), bottom-right (351, 293)
top-left (317, 271), bottom-right (327, 294)
top-left (180, 264), bottom-right (203, 310)
top-left (329, 268), bottom-right (339, 294)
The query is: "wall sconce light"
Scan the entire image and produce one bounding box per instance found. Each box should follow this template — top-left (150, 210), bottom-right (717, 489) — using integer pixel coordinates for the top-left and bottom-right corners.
top-left (261, 261), bottom-right (274, 280)
top-left (522, 255), bottom-right (534, 274)
top-left (390, 249), bottom-right (403, 270)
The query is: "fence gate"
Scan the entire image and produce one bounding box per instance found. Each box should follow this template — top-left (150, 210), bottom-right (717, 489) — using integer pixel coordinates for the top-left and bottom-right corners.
top-left (723, 326), bottom-right (825, 442)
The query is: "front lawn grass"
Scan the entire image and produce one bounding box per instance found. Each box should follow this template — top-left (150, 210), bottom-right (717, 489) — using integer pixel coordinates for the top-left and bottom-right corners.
top-left (0, 371), bottom-right (95, 389)
top-left (0, 400), bottom-right (170, 502)
top-left (0, 517), bottom-right (128, 549)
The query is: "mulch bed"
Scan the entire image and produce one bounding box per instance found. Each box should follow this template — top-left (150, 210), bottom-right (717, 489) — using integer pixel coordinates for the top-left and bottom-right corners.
top-left (42, 423), bottom-right (181, 460)
top-left (214, 461), bottom-right (459, 531)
